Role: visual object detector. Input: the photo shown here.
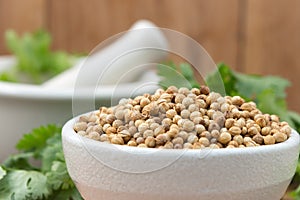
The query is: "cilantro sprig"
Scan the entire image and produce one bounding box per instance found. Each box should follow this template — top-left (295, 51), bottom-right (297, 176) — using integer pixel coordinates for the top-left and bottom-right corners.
top-left (0, 125), bottom-right (83, 200)
top-left (0, 30), bottom-right (74, 84)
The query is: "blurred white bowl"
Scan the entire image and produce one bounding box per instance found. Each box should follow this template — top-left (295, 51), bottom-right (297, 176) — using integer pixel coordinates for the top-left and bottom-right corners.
top-left (62, 112), bottom-right (300, 200)
top-left (0, 56), bottom-right (159, 161)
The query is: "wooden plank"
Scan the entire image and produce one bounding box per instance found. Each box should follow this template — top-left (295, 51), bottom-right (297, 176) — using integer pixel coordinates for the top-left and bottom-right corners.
top-left (48, 0), bottom-right (239, 68)
top-left (244, 0), bottom-right (300, 112)
top-left (0, 0), bottom-right (47, 53)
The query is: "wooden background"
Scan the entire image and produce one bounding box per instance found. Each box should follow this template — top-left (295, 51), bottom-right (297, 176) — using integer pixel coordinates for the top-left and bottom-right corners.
top-left (0, 0), bottom-right (299, 113)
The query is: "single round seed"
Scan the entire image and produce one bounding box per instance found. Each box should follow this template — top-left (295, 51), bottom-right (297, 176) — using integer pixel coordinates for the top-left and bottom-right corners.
top-left (166, 109), bottom-right (177, 119)
top-left (74, 122), bottom-right (88, 132)
top-left (182, 97), bottom-right (194, 108)
top-left (178, 87), bottom-right (190, 95)
top-left (77, 130), bottom-right (87, 136)
top-left (162, 118), bottom-right (172, 129)
top-left (181, 109), bottom-right (191, 119)
top-left (253, 134), bottom-right (264, 144)
top-left (225, 118), bottom-right (235, 129)
top-left (106, 127), bottom-right (117, 134)
top-left (172, 137), bottom-right (184, 145)
top-left (196, 99), bottom-right (207, 109)
top-left (143, 130), bottom-right (154, 138)
top-left (183, 143), bottom-right (193, 149)
top-left (228, 140), bottom-right (239, 147)
top-left (191, 88), bottom-right (200, 95)
top-left (188, 104), bottom-right (199, 113)
top-left (193, 116), bottom-right (203, 124)
top-left (208, 122), bottom-right (220, 132)
top-left (174, 143), bottom-right (183, 149)
top-left (248, 126), bottom-right (259, 136)
top-left (112, 120), bottom-right (123, 128)
top-left (232, 96), bottom-right (244, 106)
top-left (145, 136), bottom-right (156, 147)
top-left (270, 115), bottom-right (280, 122)
top-left (136, 137), bottom-right (145, 144)
top-left (175, 94), bottom-right (186, 104)
top-left (245, 142), bottom-right (256, 147)
top-left (159, 102), bottom-right (169, 113)
top-left (111, 135), bottom-right (124, 145)
top-left (126, 125), bottom-right (136, 134)
top-left (218, 132), bottom-right (231, 144)
top-left (199, 137), bottom-right (210, 147)
top-left (178, 131), bottom-right (188, 142)
top-left (100, 134), bottom-right (109, 142)
top-left (220, 103), bottom-right (230, 113)
top-left (190, 111), bottom-right (201, 121)
top-left (233, 135), bottom-right (243, 145)
top-left (134, 119), bottom-right (144, 128)
top-left (170, 124), bottom-right (179, 131)
top-left (140, 98), bottom-right (150, 107)
top-left (114, 110), bottom-right (124, 120)
top-left (273, 132), bottom-right (287, 143)
top-left (229, 126), bottom-right (242, 136)
top-left (128, 140), bottom-right (137, 146)
top-left (243, 136), bottom-right (253, 144)
top-left (210, 102), bottom-right (220, 111)
top-left (264, 135), bottom-right (275, 145)
top-left (211, 130), bottom-right (220, 138)
top-left (167, 128), bottom-right (178, 138)
top-left (187, 134), bottom-right (198, 144)
top-left (255, 117), bottom-right (267, 128)
top-left (195, 124), bottom-right (206, 134)
top-left (183, 120), bottom-right (195, 132)
top-left (156, 133), bottom-right (169, 145)
top-left (215, 116), bottom-right (226, 128)
top-left (138, 123), bottom-right (149, 133)
top-left (164, 141), bottom-right (174, 149)
top-left (200, 86), bottom-right (210, 95)
top-left (79, 115), bottom-right (89, 123)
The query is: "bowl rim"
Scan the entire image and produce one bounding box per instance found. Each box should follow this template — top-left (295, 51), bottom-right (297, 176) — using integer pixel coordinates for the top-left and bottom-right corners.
top-left (62, 111), bottom-right (300, 157)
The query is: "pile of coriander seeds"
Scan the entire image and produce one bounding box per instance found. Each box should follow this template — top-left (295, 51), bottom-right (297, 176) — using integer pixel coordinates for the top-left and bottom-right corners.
top-left (74, 86), bottom-right (292, 149)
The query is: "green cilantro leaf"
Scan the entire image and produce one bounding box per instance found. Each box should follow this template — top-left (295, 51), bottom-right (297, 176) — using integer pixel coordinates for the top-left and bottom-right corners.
top-left (205, 63), bottom-right (237, 96)
top-left (16, 125), bottom-right (61, 155)
top-left (1, 30), bottom-right (74, 84)
top-left (41, 133), bottom-right (63, 172)
top-left (1, 124), bottom-right (83, 199)
top-left (0, 170), bottom-right (51, 200)
top-left (157, 62), bottom-right (199, 89)
top-left (48, 187), bottom-right (83, 200)
top-left (46, 161), bottom-right (74, 190)
top-left (2, 152), bottom-right (36, 170)
top-left (157, 62), bottom-right (193, 89)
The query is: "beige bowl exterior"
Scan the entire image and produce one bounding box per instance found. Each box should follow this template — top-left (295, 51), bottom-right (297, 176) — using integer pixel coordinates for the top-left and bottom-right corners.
top-left (62, 113), bottom-right (300, 200)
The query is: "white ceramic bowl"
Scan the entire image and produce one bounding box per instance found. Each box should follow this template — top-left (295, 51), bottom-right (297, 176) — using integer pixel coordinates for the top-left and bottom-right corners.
top-left (62, 112), bottom-right (300, 200)
top-left (0, 56), bottom-right (159, 161)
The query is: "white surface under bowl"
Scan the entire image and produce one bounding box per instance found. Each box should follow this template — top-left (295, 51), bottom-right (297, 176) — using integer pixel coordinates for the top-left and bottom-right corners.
top-left (62, 112), bottom-right (300, 200)
top-left (0, 56), bottom-right (159, 161)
